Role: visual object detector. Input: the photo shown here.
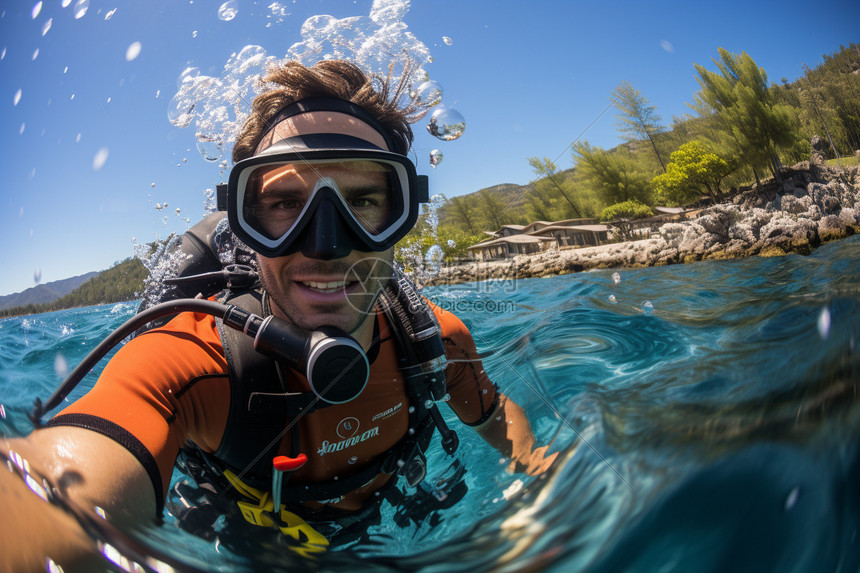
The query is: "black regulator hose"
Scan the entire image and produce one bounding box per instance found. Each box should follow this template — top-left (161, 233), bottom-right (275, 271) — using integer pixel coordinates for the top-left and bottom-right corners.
top-left (29, 299), bottom-right (369, 427)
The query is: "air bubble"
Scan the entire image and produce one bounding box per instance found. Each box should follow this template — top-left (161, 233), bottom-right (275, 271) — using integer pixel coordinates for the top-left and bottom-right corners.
top-left (441, 393), bottom-right (450, 402)
top-left (817, 306), bottom-right (831, 339)
top-left (54, 353), bottom-right (69, 379)
top-left (32, 48), bottom-right (39, 61)
top-left (176, 66), bottom-right (200, 88)
top-left (408, 406), bottom-right (415, 414)
top-left (62, 0), bottom-right (72, 7)
top-left (217, 0), bottom-right (238, 21)
top-left (13, 89), bottom-right (21, 106)
top-left (430, 149), bottom-right (443, 168)
top-left (425, 244), bottom-right (444, 273)
top-left (447, 239), bottom-right (455, 248)
top-left (41, 18), bottom-right (52, 36)
top-left (785, 486), bottom-right (800, 510)
top-left (608, 294), bottom-right (617, 304)
top-left (104, 8), bottom-right (116, 20)
top-left (125, 42), bottom-right (142, 61)
top-left (192, 30), bottom-right (198, 38)
top-left (348, 456), bottom-right (358, 465)
top-left (92, 147), bottom-right (109, 171)
top-left (167, 89), bottom-right (195, 128)
top-left (424, 400), bottom-right (434, 409)
top-left (175, 208), bottom-right (181, 215)
top-left (412, 80), bottom-right (443, 108)
top-left (612, 272), bottom-right (620, 284)
top-left (73, 0), bottom-right (89, 19)
top-left (427, 108), bottom-right (465, 141)
top-left (151, 182), bottom-right (156, 188)
top-left (642, 301), bottom-right (654, 314)
top-left (0, 404), bottom-right (5, 419)
top-left (31, 2), bottom-right (42, 19)
top-left (442, 36), bottom-right (453, 45)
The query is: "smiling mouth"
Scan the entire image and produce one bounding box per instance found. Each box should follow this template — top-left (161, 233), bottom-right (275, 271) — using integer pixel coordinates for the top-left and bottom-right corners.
top-left (298, 279), bottom-right (357, 293)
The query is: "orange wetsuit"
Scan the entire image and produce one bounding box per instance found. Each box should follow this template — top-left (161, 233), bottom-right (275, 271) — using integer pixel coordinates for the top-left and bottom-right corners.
top-left (48, 300), bottom-right (497, 515)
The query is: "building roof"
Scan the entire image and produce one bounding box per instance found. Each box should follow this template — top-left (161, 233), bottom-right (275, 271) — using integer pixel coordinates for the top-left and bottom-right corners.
top-left (467, 234), bottom-right (553, 249)
top-left (528, 224), bottom-right (610, 235)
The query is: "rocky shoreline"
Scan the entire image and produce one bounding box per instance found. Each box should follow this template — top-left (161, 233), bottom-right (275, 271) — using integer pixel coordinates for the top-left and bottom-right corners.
top-left (428, 164), bottom-right (860, 286)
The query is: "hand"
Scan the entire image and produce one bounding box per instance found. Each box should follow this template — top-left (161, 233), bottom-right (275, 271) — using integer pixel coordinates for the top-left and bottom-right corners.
top-left (507, 444), bottom-right (558, 476)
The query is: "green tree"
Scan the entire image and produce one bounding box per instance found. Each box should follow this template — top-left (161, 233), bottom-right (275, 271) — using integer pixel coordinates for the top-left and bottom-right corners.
top-left (571, 141), bottom-right (652, 207)
top-left (526, 156), bottom-right (583, 218)
top-left (692, 48), bottom-right (800, 184)
top-left (651, 140), bottom-right (733, 205)
top-left (446, 195), bottom-right (480, 235)
top-left (611, 81), bottom-right (667, 171)
top-left (599, 200), bottom-right (653, 241)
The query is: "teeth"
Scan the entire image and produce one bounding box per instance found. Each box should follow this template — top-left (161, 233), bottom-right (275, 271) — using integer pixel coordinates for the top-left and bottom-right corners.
top-left (301, 280), bottom-right (350, 292)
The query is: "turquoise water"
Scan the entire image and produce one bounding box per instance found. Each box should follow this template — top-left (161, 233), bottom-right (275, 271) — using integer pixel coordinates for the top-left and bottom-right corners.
top-left (2, 237), bottom-right (859, 572)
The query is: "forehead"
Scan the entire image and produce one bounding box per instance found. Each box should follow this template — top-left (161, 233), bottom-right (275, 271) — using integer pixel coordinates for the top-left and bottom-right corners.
top-left (255, 111), bottom-right (389, 154)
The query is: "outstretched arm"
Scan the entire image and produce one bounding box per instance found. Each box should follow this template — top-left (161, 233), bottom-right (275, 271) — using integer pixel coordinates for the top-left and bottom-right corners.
top-left (475, 393), bottom-right (557, 476)
top-left (1, 427), bottom-right (157, 572)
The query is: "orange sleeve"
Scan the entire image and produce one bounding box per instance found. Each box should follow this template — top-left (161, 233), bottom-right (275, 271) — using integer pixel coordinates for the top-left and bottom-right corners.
top-left (426, 301), bottom-right (499, 425)
top-left (47, 312), bottom-right (231, 512)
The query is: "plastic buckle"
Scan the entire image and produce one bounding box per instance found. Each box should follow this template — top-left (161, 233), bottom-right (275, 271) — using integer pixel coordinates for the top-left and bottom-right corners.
top-left (398, 450), bottom-right (427, 488)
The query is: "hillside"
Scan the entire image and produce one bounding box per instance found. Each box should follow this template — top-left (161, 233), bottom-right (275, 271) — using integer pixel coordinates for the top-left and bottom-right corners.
top-left (0, 258), bottom-right (147, 318)
top-left (0, 272), bottom-right (98, 311)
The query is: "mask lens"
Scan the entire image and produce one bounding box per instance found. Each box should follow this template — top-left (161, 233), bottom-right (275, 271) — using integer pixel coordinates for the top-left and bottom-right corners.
top-left (241, 159), bottom-right (404, 241)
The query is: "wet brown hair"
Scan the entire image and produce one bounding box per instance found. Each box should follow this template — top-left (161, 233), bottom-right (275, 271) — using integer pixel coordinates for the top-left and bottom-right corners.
top-left (233, 60), bottom-right (414, 162)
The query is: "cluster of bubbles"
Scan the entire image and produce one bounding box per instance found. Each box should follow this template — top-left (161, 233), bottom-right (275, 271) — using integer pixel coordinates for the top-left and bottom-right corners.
top-left (168, 0), bottom-right (465, 169)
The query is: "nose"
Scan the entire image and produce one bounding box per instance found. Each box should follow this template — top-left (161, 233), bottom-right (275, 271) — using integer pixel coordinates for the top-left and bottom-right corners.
top-left (291, 194), bottom-right (357, 260)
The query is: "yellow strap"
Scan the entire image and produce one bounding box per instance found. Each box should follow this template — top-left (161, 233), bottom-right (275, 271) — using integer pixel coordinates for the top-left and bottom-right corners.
top-left (225, 469), bottom-right (330, 555)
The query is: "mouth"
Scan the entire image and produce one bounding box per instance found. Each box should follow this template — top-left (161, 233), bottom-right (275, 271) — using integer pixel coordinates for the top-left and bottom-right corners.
top-left (298, 279), bottom-right (356, 294)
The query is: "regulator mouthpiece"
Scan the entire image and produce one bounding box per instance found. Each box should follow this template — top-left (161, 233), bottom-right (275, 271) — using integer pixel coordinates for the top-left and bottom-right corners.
top-left (223, 306), bottom-right (369, 404)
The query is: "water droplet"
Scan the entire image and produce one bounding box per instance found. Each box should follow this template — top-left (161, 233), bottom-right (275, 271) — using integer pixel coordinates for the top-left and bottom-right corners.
top-left (408, 406), bottom-right (415, 413)
top-left (412, 80), bottom-right (443, 108)
top-left (441, 393), bottom-right (450, 402)
top-left (785, 486), bottom-right (799, 510)
top-left (175, 208), bottom-right (181, 215)
top-left (151, 182), bottom-right (156, 188)
top-left (408, 428), bottom-right (415, 435)
top-left (1, 48), bottom-right (5, 60)
top-left (33, 268), bottom-right (41, 283)
top-left (447, 239), bottom-right (456, 248)
top-left (347, 456), bottom-right (358, 465)
top-left (176, 66), bottom-right (200, 88)
top-left (155, 89), bottom-right (160, 98)
top-left (482, 389), bottom-right (488, 394)
top-left (73, 0), bottom-right (89, 19)
top-left (425, 244), bottom-right (444, 273)
top-left (19, 123), bottom-right (25, 135)
top-left (31, 2), bottom-right (42, 19)
top-left (75, 133), bottom-right (81, 142)
top-left (125, 41), bottom-right (142, 61)
top-left (0, 404), bottom-right (5, 419)
top-left (196, 133), bottom-right (223, 162)
top-left (429, 149), bottom-right (443, 168)
top-left (424, 400), bottom-right (434, 409)
top-left (13, 89), bottom-right (22, 106)
top-left (104, 8), bottom-right (116, 20)
top-left (61, 0), bottom-right (72, 7)
top-left (92, 147), bottom-right (109, 171)
top-left (192, 30), bottom-right (198, 38)
top-left (63, 66), bottom-right (69, 74)
top-left (41, 17), bottom-right (52, 36)
top-left (70, 93), bottom-right (75, 100)
top-left (427, 108), bottom-right (465, 141)
top-left (442, 36), bottom-right (453, 46)
top-left (217, 0), bottom-right (238, 21)
top-left (642, 301), bottom-right (654, 314)
top-left (608, 294), bottom-right (617, 304)
top-left (612, 272), bottom-right (621, 284)
top-left (32, 48), bottom-right (39, 61)
top-left (817, 306), bottom-right (831, 339)
top-left (167, 90), bottom-right (195, 128)
top-left (54, 353), bottom-right (69, 379)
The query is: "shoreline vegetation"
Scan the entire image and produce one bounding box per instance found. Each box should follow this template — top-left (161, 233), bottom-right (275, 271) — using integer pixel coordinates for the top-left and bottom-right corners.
top-left (426, 163), bottom-right (860, 286)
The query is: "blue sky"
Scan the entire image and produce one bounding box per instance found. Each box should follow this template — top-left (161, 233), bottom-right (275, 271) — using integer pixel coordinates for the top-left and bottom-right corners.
top-left (1, 0), bottom-right (857, 296)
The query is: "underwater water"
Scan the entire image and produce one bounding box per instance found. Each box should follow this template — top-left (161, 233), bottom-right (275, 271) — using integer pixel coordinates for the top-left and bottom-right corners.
top-left (2, 236), bottom-right (859, 572)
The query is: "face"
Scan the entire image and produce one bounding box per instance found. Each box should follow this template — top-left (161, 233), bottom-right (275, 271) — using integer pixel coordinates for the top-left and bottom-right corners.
top-left (253, 111), bottom-right (395, 342)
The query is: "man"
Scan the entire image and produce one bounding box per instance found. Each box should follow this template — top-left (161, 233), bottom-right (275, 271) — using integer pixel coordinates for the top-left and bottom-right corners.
top-left (1, 60), bottom-right (555, 569)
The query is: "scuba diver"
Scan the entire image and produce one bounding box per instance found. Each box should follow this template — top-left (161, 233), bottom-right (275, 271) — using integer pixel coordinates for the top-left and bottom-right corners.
top-left (0, 59), bottom-right (556, 570)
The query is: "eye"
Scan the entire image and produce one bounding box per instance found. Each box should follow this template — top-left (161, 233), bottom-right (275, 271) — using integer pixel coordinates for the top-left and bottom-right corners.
top-left (274, 198), bottom-right (304, 210)
top-left (349, 197), bottom-right (377, 208)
